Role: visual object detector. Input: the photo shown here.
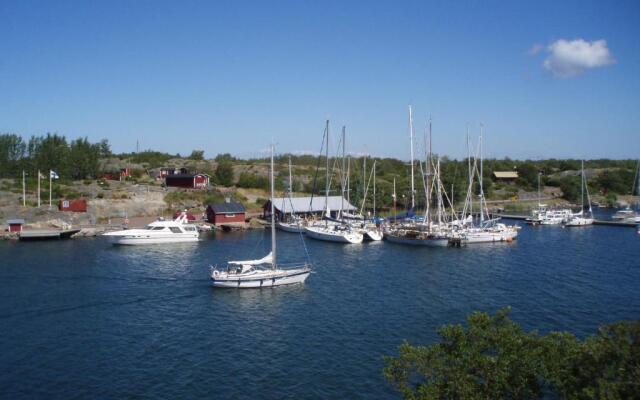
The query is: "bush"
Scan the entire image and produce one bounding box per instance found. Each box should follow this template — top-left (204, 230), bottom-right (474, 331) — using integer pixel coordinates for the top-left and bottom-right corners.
top-left (384, 309), bottom-right (640, 400)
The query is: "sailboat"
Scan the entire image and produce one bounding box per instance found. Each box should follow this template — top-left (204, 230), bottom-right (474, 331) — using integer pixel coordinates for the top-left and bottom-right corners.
top-left (565, 160), bottom-right (594, 227)
top-left (304, 121), bottom-right (364, 244)
top-left (458, 128), bottom-right (519, 244)
top-left (210, 145), bottom-right (311, 288)
top-left (276, 157), bottom-right (307, 233)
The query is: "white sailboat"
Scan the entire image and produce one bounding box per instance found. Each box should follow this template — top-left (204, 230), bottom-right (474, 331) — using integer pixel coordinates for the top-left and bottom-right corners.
top-left (210, 145), bottom-right (311, 288)
top-left (304, 121), bottom-right (364, 244)
top-left (103, 211), bottom-right (199, 245)
top-left (565, 160), bottom-right (594, 227)
top-left (459, 128), bottom-right (518, 244)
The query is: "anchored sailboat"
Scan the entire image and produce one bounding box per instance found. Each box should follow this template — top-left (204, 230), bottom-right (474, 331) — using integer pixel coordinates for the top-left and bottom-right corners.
top-left (210, 145), bottom-right (311, 288)
top-left (565, 160), bottom-right (594, 227)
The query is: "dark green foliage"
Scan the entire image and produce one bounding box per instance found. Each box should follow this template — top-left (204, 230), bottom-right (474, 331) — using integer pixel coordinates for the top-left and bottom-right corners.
top-left (188, 150), bottom-right (205, 160)
top-left (559, 176), bottom-right (581, 202)
top-left (215, 160), bottom-right (234, 186)
top-left (125, 151), bottom-right (177, 168)
top-left (0, 133), bottom-right (106, 180)
top-left (384, 309), bottom-right (640, 400)
top-left (237, 172), bottom-right (269, 191)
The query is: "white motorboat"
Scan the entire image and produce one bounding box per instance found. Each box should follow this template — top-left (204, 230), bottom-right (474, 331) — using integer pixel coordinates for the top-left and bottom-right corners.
top-left (539, 208), bottom-right (573, 225)
top-left (103, 212), bottom-right (199, 245)
top-left (210, 144), bottom-right (311, 289)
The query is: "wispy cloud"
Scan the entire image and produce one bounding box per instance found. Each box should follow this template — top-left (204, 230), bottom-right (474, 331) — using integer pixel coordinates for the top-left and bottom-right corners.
top-left (541, 38), bottom-right (614, 78)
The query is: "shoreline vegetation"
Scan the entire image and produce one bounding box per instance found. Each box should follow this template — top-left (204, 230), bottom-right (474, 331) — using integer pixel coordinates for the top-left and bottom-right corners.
top-left (1, 133), bottom-right (638, 230)
top-left (384, 308), bottom-right (639, 399)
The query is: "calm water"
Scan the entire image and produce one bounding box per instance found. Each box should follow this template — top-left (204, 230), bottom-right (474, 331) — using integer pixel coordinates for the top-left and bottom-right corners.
top-left (1, 220), bottom-right (639, 399)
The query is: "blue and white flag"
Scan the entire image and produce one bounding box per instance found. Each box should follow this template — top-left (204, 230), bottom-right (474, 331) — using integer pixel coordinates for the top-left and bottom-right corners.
top-left (50, 170), bottom-right (59, 179)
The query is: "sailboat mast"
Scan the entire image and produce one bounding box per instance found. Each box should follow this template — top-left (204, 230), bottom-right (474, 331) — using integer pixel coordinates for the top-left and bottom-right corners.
top-left (581, 159), bottom-right (585, 212)
top-left (325, 120), bottom-right (330, 222)
top-left (288, 156), bottom-right (293, 197)
top-left (341, 126), bottom-right (346, 217)
top-left (373, 160), bottom-right (376, 218)
top-left (426, 117), bottom-right (432, 228)
top-left (393, 177), bottom-right (397, 223)
top-left (270, 144), bottom-right (277, 269)
top-left (479, 125), bottom-right (484, 224)
top-left (409, 105), bottom-right (415, 209)
top-left (467, 126), bottom-right (472, 219)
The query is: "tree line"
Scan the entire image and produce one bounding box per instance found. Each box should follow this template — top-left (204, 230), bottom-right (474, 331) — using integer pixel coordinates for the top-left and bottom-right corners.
top-left (0, 133), bottom-right (111, 180)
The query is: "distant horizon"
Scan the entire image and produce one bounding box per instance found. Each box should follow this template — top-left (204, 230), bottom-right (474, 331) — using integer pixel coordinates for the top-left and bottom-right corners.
top-left (2, 1), bottom-right (639, 160)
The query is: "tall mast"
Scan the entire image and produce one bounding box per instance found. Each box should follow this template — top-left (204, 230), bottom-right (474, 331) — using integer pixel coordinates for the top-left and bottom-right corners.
top-left (288, 156), bottom-right (293, 196)
top-left (581, 159), bottom-right (585, 212)
top-left (426, 117), bottom-right (432, 228)
top-left (479, 125), bottom-right (484, 224)
top-left (270, 144), bottom-right (277, 269)
top-left (409, 105), bottom-right (415, 209)
top-left (393, 177), bottom-right (397, 223)
top-left (347, 156), bottom-right (351, 206)
top-left (341, 126), bottom-right (346, 217)
top-left (467, 126), bottom-right (472, 220)
top-left (363, 154), bottom-right (366, 212)
top-left (373, 160), bottom-right (377, 218)
top-left (324, 120), bottom-right (330, 221)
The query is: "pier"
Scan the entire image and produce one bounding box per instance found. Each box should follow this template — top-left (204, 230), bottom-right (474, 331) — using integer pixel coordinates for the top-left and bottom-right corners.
top-left (497, 214), bottom-right (637, 228)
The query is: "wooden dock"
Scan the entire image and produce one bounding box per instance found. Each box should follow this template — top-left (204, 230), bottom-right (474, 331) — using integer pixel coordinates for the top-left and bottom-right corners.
top-left (19, 229), bottom-right (81, 241)
top-left (497, 214), bottom-right (637, 228)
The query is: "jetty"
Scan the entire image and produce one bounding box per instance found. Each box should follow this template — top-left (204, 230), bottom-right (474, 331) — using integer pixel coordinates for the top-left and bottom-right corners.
top-left (497, 214), bottom-right (637, 228)
top-left (19, 229), bottom-right (81, 241)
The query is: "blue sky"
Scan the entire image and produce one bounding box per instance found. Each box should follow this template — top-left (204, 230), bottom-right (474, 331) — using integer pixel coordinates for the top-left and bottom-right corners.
top-left (1, 0), bottom-right (638, 160)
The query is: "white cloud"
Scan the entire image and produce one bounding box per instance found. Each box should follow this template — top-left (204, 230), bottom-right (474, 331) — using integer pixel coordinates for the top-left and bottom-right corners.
top-left (543, 38), bottom-right (614, 78)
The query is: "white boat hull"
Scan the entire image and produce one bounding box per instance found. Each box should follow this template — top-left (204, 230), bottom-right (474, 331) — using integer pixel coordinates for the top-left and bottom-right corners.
top-left (462, 231), bottom-right (517, 244)
top-left (276, 221), bottom-right (306, 233)
top-left (564, 217), bottom-right (594, 227)
top-left (211, 267), bottom-right (311, 288)
top-left (106, 234), bottom-right (199, 245)
top-left (304, 226), bottom-right (363, 244)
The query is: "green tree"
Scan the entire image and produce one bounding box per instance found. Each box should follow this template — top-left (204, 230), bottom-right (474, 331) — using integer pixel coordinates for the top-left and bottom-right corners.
top-left (189, 150), bottom-right (205, 160)
top-left (0, 133), bottom-right (26, 177)
top-left (215, 160), bottom-right (234, 186)
top-left (384, 308), bottom-right (545, 399)
top-left (384, 309), bottom-right (640, 400)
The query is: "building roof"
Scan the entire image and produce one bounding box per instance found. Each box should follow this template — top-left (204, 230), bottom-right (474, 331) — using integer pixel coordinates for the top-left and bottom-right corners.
top-left (166, 173), bottom-right (209, 179)
top-left (208, 202), bottom-right (246, 214)
top-left (269, 196), bottom-right (356, 214)
top-left (493, 171), bottom-right (519, 179)
top-left (7, 219), bottom-right (25, 224)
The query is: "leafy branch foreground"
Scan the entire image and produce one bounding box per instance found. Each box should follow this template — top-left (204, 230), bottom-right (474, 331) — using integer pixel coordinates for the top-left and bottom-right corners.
top-left (384, 308), bottom-right (639, 399)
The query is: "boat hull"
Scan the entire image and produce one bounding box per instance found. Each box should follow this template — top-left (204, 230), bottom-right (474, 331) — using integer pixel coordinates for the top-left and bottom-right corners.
top-left (385, 234), bottom-right (450, 247)
top-left (304, 226), bottom-right (363, 244)
top-left (276, 222), bottom-right (306, 233)
top-left (106, 234), bottom-right (199, 245)
top-left (462, 231), bottom-right (517, 244)
top-left (363, 229), bottom-right (383, 241)
top-left (211, 268), bottom-right (311, 288)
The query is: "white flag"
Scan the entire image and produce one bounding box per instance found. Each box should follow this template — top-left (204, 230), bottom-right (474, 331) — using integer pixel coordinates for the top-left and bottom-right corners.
top-left (50, 170), bottom-right (59, 179)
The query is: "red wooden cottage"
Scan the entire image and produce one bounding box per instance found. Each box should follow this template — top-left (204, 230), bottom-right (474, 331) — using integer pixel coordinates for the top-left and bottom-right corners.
top-left (59, 199), bottom-right (88, 212)
top-left (165, 173), bottom-right (210, 189)
top-left (206, 202), bottom-right (246, 226)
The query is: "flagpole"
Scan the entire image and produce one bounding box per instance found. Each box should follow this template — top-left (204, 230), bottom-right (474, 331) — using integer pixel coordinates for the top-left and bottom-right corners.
top-left (37, 169), bottom-right (41, 208)
top-left (49, 170), bottom-right (52, 209)
top-left (22, 170), bottom-right (26, 207)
